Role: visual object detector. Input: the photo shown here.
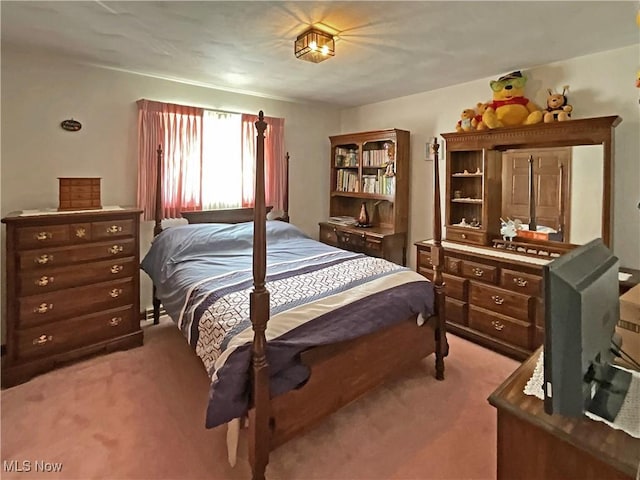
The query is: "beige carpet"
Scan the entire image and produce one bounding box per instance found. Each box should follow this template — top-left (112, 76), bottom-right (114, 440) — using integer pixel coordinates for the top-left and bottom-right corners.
top-left (1, 319), bottom-right (518, 480)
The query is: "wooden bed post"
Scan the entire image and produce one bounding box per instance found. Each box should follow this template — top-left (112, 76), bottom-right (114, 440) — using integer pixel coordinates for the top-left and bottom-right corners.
top-left (281, 152), bottom-right (290, 223)
top-left (527, 154), bottom-right (537, 232)
top-left (248, 111), bottom-right (271, 480)
top-left (430, 138), bottom-right (447, 380)
top-left (153, 144), bottom-right (163, 325)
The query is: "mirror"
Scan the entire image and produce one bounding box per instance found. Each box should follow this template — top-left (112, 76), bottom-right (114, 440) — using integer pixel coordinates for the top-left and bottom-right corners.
top-left (501, 145), bottom-right (603, 245)
top-left (442, 116), bottom-right (620, 251)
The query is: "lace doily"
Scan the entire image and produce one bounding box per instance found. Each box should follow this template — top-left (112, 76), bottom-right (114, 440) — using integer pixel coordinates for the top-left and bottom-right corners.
top-left (524, 351), bottom-right (640, 438)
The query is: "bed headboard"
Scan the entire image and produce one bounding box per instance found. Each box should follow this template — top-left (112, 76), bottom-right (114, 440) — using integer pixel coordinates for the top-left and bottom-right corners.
top-left (181, 207), bottom-right (273, 224)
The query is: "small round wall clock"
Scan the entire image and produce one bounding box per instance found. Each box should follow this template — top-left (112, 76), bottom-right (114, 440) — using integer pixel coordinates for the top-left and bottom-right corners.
top-left (60, 119), bottom-right (82, 131)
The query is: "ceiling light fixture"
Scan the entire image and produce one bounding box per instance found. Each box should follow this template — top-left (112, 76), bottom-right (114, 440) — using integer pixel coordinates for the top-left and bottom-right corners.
top-left (294, 28), bottom-right (335, 63)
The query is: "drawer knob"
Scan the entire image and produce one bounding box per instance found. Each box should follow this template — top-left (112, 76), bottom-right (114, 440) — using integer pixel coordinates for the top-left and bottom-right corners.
top-left (110, 264), bottom-right (124, 274)
top-left (472, 267), bottom-right (484, 277)
top-left (34, 231), bottom-right (53, 241)
top-left (109, 316), bottom-right (122, 327)
top-left (75, 227), bottom-right (87, 238)
top-left (109, 288), bottom-right (124, 298)
top-left (108, 245), bottom-right (124, 255)
top-left (491, 320), bottom-right (505, 331)
top-left (35, 276), bottom-right (54, 287)
top-left (32, 334), bottom-right (53, 346)
top-left (33, 303), bottom-right (54, 314)
top-left (34, 254), bottom-right (53, 265)
top-left (107, 225), bottom-right (123, 234)
top-left (461, 233), bottom-right (467, 239)
top-left (491, 295), bottom-right (505, 305)
top-left (513, 277), bottom-right (528, 287)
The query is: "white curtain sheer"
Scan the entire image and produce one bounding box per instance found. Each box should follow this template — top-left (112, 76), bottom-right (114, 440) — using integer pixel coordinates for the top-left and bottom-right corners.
top-left (201, 111), bottom-right (243, 210)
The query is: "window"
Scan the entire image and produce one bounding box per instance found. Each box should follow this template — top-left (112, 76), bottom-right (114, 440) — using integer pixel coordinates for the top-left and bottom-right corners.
top-left (136, 99), bottom-right (285, 220)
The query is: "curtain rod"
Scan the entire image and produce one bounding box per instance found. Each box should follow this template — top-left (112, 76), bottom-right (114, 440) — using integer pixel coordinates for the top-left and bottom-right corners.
top-left (137, 98), bottom-right (276, 118)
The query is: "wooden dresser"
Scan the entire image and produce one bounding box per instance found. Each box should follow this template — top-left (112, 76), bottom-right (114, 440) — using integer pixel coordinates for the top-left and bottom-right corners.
top-left (319, 223), bottom-right (406, 265)
top-left (1, 208), bottom-right (143, 387)
top-left (489, 348), bottom-right (639, 479)
top-left (416, 239), bottom-right (550, 360)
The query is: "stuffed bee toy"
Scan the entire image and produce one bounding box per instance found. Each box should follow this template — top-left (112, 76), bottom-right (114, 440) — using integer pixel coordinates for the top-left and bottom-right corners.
top-left (543, 86), bottom-right (573, 123)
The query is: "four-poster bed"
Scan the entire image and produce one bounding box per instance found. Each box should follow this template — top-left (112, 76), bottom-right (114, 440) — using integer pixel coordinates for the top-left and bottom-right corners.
top-left (141, 111), bottom-right (447, 480)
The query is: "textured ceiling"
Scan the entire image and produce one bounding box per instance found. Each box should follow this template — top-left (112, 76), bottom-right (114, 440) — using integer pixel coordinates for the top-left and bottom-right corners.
top-left (1, 1), bottom-right (638, 107)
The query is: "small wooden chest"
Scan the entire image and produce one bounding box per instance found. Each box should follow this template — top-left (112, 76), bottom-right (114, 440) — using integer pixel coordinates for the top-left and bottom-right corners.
top-left (58, 177), bottom-right (101, 211)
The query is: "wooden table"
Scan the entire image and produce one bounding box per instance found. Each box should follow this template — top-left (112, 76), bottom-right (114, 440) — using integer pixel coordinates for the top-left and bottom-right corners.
top-left (488, 348), bottom-right (640, 480)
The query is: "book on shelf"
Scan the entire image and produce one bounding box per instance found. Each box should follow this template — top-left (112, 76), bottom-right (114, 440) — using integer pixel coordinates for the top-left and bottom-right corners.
top-left (327, 216), bottom-right (358, 226)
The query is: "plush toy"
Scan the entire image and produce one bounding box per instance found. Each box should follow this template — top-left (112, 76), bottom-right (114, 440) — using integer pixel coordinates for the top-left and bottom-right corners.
top-left (474, 102), bottom-right (491, 130)
top-left (543, 86), bottom-right (573, 122)
top-left (482, 71), bottom-right (543, 129)
top-left (456, 108), bottom-right (477, 132)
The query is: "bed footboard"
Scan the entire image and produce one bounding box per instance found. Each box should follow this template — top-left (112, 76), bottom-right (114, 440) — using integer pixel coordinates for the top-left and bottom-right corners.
top-left (258, 314), bottom-right (438, 449)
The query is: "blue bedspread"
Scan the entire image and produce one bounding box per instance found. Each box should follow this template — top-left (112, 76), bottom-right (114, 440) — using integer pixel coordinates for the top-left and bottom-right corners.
top-left (141, 221), bottom-right (435, 427)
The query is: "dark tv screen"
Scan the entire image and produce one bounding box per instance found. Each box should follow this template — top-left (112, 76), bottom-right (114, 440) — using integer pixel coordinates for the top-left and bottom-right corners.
top-left (543, 238), bottom-right (630, 420)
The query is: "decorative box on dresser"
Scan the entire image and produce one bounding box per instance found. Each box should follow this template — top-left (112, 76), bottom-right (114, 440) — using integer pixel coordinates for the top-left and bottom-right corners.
top-left (417, 116), bottom-right (620, 360)
top-left (319, 128), bottom-right (410, 265)
top-left (1, 208), bottom-right (143, 387)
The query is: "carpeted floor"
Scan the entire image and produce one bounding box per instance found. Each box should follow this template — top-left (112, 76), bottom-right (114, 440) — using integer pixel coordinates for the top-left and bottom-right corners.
top-left (1, 319), bottom-right (518, 480)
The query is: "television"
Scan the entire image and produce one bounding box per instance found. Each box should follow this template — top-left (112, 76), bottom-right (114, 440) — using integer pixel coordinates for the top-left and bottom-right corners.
top-left (543, 238), bottom-right (632, 421)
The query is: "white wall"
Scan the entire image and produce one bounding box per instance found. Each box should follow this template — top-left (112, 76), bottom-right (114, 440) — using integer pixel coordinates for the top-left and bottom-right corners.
top-left (2, 44), bottom-right (639, 342)
top-left (339, 45), bottom-right (640, 270)
top-left (0, 47), bottom-right (339, 333)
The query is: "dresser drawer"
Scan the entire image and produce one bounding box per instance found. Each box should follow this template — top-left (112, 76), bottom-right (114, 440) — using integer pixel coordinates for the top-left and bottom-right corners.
top-left (16, 305), bottom-right (135, 361)
top-left (19, 256), bottom-right (137, 296)
top-left (445, 256), bottom-right (462, 275)
top-left (418, 249), bottom-right (433, 269)
top-left (413, 269), bottom-right (467, 303)
top-left (468, 306), bottom-right (531, 350)
top-left (336, 230), bottom-right (366, 250)
top-left (18, 278), bottom-right (134, 327)
top-left (19, 238), bottom-right (136, 270)
top-left (469, 282), bottom-right (532, 321)
top-left (319, 225), bottom-right (339, 246)
top-left (364, 236), bottom-right (383, 257)
top-left (445, 297), bottom-right (468, 326)
top-left (447, 228), bottom-right (485, 245)
top-left (443, 273), bottom-right (467, 301)
top-left (91, 218), bottom-right (135, 240)
top-left (500, 269), bottom-right (542, 296)
top-left (16, 224), bottom-right (71, 249)
top-left (461, 260), bottom-right (498, 284)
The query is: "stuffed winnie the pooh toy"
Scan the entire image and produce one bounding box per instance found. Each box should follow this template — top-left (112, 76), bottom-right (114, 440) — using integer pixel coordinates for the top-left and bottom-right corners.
top-left (482, 71), bottom-right (543, 128)
top-left (456, 108), bottom-right (477, 132)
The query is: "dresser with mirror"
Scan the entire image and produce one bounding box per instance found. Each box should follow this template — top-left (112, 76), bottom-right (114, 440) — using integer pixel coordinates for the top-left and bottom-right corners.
top-left (416, 116), bottom-right (621, 359)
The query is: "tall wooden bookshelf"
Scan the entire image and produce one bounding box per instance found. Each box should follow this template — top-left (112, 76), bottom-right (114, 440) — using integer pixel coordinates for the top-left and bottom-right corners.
top-left (319, 128), bottom-right (410, 265)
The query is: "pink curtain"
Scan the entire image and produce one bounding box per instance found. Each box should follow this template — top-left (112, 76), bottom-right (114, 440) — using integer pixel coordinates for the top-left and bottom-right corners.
top-left (137, 100), bottom-right (204, 220)
top-left (240, 114), bottom-right (286, 210)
